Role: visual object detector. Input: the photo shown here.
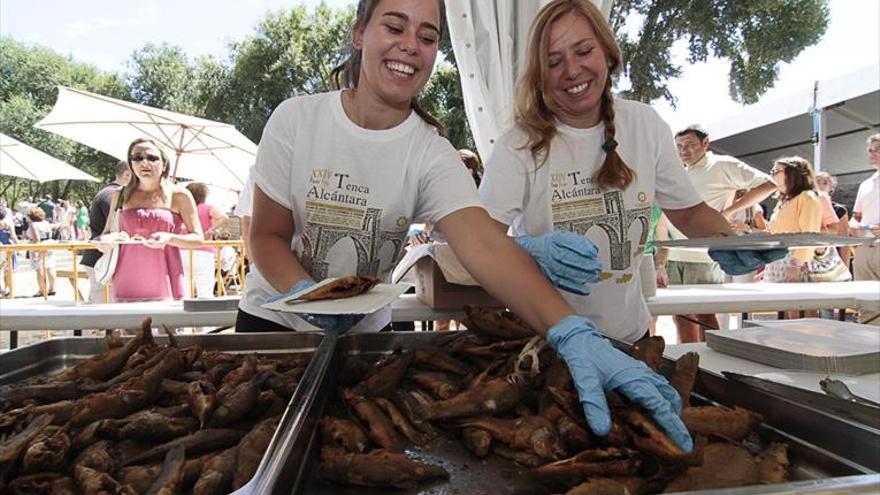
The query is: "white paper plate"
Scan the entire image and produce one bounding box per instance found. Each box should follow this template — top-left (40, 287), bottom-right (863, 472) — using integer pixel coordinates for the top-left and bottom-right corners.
top-left (657, 232), bottom-right (875, 251)
top-left (261, 278), bottom-right (412, 315)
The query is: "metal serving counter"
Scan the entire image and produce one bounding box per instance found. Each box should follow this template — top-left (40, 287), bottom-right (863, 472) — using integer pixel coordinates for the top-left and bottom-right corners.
top-left (0, 331), bottom-right (325, 494)
top-left (261, 331), bottom-right (879, 495)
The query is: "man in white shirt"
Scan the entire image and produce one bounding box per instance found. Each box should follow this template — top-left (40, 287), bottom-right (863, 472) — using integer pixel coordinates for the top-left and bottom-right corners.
top-left (851, 133), bottom-right (880, 324)
top-left (661, 125), bottom-right (777, 342)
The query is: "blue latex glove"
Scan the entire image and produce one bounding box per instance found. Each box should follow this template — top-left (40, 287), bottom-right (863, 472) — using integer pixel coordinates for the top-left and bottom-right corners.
top-left (515, 231), bottom-right (602, 295)
top-left (708, 248), bottom-right (788, 275)
top-left (266, 279), bottom-right (363, 335)
top-left (546, 315), bottom-right (693, 452)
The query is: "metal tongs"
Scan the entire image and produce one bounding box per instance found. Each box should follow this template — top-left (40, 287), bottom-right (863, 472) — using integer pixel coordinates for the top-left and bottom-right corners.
top-left (819, 377), bottom-right (880, 408)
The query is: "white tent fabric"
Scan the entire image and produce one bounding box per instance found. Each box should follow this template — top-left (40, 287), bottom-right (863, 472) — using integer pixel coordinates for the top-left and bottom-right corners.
top-left (35, 86), bottom-right (256, 190)
top-left (708, 63), bottom-right (879, 178)
top-left (446, 0), bottom-right (613, 160)
top-left (0, 132), bottom-right (98, 183)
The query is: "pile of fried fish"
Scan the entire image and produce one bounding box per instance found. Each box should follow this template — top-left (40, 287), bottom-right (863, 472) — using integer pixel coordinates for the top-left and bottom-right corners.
top-left (0, 318), bottom-right (311, 495)
top-left (318, 306), bottom-right (789, 494)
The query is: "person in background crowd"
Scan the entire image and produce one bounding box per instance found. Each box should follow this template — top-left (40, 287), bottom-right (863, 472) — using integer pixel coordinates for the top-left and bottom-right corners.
top-left (26, 207), bottom-right (57, 297)
top-left (183, 182), bottom-right (229, 298)
top-left (0, 208), bottom-right (18, 297)
top-left (815, 171), bottom-right (852, 265)
top-left (75, 200), bottom-right (90, 240)
top-left (661, 125), bottom-right (777, 342)
top-left (234, 165), bottom-right (255, 257)
top-left (12, 204), bottom-right (30, 239)
top-left (459, 148), bottom-right (483, 187)
top-left (94, 139), bottom-right (203, 302)
top-left (643, 206), bottom-right (664, 335)
top-left (37, 195), bottom-right (56, 223)
top-left (81, 161), bottom-right (131, 303)
top-left (240, 0), bottom-right (699, 451)
top-left (760, 157), bottom-right (823, 284)
top-left (0, 198), bottom-right (12, 223)
top-left (55, 199), bottom-right (75, 240)
top-left (850, 133), bottom-right (880, 324)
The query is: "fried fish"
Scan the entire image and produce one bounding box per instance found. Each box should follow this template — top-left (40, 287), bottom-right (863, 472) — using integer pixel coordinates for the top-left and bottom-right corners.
top-left (285, 276), bottom-right (380, 303)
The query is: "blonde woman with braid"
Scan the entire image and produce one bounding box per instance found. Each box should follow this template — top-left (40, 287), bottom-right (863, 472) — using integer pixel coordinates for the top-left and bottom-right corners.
top-left (479, 0), bottom-right (786, 343)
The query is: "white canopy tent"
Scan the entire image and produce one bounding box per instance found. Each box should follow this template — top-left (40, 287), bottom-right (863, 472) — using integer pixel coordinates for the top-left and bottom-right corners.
top-left (706, 63), bottom-right (880, 187)
top-left (0, 132), bottom-right (99, 183)
top-left (446, 0), bottom-right (613, 160)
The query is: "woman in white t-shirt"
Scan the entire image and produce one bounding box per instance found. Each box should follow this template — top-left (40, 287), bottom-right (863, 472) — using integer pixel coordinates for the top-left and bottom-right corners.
top-left (479, 0), bottom-right (785, 343)
top-left (237, 0), bottom-right (694, 451)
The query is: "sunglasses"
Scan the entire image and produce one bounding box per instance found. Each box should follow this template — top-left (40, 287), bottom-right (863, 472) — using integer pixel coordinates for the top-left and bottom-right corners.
top-left (130, 153), bottom-right (161, 163)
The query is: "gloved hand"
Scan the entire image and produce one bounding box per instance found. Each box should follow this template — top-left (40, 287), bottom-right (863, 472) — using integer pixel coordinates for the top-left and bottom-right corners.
top-left (267, 279), bottom-right (363, 335)
top-left (708, 248), bottom-right (788, 276)
top-left (546, 315), bottom-right (693, 452)
top-left (515, 231), bottom-right (602, 295)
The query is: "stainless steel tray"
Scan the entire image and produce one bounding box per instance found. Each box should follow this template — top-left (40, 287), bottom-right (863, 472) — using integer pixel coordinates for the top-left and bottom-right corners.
top-left (0, 331), bottom-right (325, 494)
top-left (265, 331), bottom-right (879, 495)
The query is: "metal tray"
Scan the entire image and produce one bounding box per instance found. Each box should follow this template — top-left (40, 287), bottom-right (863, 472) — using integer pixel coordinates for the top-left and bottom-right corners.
top-left (264, 331), bottom-right (879, 495)
top-left (0, 331), bottom-right (326, 495)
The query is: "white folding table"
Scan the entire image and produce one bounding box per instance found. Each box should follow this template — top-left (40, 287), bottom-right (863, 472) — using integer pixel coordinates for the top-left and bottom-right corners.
top-left (2, 281), bottom-right (877, 349)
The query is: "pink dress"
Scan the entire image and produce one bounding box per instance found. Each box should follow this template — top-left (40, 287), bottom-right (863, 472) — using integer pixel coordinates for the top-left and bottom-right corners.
top-left (112, 208), bottom-right (185, 302)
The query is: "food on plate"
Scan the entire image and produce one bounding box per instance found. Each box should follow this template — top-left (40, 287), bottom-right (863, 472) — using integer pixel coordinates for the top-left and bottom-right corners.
top-left (285, 275), bottom-right (380, 303)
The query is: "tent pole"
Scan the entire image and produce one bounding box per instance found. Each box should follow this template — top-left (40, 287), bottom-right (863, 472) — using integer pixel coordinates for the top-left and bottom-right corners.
top-left (810, 80), bottom-right (826, 172)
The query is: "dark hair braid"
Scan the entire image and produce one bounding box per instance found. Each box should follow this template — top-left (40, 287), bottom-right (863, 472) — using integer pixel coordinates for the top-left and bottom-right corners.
top-left (594, 79), bottom-right (635, 190)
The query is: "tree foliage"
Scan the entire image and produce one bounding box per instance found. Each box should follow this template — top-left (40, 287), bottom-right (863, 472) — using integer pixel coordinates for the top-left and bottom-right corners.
top-left (207, 4), bottom-right (355, 142)
top-left (612, 0), bottom-right (829, 105)
top-left (0, 38), bottom-right (127, 205)
top-left (0, 1), bottom-right (830, 206)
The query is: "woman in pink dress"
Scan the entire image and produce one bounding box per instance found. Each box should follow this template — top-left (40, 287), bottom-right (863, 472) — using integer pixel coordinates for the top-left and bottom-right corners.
top-left (96, 138), bottom-right (204, 302)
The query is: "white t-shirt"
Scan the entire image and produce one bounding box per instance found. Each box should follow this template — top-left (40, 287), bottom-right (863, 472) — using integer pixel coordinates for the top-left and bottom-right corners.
top-left (667, 151), bottom-right (771, 263)
top-left (480, 99), bottom-right (702, 342)
top-left (239, 91), bottom-right (483, 332)
top-left (853, 171), bottom-right (879, 226)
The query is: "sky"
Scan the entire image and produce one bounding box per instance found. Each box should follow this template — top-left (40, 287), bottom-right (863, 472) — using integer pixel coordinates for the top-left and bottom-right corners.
top-left (1, 0), bottom-right (877, 134)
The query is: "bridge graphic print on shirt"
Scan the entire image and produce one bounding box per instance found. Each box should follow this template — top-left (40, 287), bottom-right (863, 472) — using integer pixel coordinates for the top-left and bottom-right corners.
top-left (552, 190), bottom-right (651, 272)
top-left (301, 201), bottom-right (407, 280)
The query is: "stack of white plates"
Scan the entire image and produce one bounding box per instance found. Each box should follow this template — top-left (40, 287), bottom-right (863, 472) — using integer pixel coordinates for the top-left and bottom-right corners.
top-left (706, 318), bottom-right (880, 374)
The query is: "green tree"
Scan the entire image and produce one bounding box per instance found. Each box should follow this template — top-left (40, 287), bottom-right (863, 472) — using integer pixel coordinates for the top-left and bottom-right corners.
top-left (210, 4), bottom-right (355, 141)
top-left (612, 0), bottom-right (830, 105)
top-left (126, 43), bottom-right (201, 114)
top-left (418, 21), bottom-right (474, 152)
top-left (0, 38), bottom-right (127, 205)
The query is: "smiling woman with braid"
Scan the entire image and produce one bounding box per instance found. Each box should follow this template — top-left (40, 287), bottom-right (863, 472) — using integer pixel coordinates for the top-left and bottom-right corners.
top-left (478, 0), bottom-right (786, 343)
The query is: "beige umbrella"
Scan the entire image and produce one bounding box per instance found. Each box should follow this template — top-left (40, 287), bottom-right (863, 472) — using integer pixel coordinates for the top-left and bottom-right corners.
top-left (35, 86), bottom-right (255, 190)
top-left (0, 132), bottom-right (98, 183)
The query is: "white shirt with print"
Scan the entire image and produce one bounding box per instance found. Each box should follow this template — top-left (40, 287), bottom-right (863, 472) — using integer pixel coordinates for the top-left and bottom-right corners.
top-left (240, 91), bottom-right (483, 332)
top-left (480, 99), bottom-right (702, 342)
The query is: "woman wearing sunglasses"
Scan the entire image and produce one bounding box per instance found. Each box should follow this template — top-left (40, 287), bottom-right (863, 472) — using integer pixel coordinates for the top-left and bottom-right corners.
top-left (96, 138), bottom-right (204, 301)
